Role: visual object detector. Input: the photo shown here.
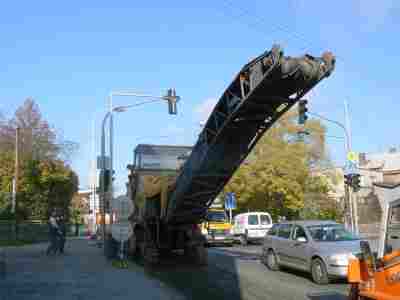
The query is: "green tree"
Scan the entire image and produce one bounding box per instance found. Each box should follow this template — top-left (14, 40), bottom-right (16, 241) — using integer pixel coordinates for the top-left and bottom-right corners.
top-left (0, 151), bottom-right (14, 212)
top-left (69, 193), bottom-right (89, 236)
top-left (224, 108), bottom-right (337, 221)
top-left (0, 99), bottom-right (79, 220)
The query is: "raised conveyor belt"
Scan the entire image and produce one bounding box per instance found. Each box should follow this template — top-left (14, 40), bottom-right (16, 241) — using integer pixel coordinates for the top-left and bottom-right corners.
top-left (165, 45), bottom-right (335, 225)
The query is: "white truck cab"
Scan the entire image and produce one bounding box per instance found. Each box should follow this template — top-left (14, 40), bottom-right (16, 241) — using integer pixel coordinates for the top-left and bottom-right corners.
top-left (232, 212), bottom-right (273, 245)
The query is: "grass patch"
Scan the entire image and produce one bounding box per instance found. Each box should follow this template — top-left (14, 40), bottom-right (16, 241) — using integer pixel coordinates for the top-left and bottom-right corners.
top-left (0, 240), bottom-right (36, 247)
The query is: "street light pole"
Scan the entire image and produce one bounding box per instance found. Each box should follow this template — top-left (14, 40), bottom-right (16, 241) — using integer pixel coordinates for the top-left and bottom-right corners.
top-left (109, 94), bottom-right (114, 228)
top-left (100, 111), bottom-right (111, 256)
top-left (100, 89), bottom-right (180, 258)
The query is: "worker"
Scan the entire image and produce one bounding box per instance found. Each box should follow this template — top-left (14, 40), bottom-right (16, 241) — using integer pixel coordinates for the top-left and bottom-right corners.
top-left (46, 211), bottom-right (60, 256)
top-left (57, 215), bottom-right (67, 254)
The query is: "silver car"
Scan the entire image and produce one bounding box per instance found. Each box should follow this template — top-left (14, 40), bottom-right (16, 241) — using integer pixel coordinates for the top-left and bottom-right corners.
top-left (261, 220), bottom-right (362, 284)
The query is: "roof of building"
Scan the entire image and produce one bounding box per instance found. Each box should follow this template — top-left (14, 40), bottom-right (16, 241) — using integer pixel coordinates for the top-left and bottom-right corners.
top-left (134, 144), bottom-right (193, 156)
top-left (359, 151), bottom-right (400, 171)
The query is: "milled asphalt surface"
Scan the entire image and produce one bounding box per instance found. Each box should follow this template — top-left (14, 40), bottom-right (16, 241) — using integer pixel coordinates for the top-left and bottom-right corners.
top-left (133, 243), bottom-right (350, 300)
top-left (0, 238), bottom-right (185, 300)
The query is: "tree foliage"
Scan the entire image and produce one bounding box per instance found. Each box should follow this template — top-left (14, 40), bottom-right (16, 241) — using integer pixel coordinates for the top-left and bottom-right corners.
top-left (70, 193), bottom-right (89, 225)
top-left (0, 98), bottom-right (79, 220)
top-left (223, 108), bottom-right (339, 221)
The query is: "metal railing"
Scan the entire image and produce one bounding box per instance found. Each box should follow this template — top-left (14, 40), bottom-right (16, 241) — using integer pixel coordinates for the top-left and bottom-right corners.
top-left (0, 220), bottom-right (89, 242)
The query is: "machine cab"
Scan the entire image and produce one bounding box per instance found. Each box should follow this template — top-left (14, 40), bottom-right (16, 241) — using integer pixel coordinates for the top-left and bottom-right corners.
top-left (374, 182), bottom-right (400, 258)
top-left (348, 182), bottom-right (400, 300)
top-left (385, 198), bottom-right (400, 255)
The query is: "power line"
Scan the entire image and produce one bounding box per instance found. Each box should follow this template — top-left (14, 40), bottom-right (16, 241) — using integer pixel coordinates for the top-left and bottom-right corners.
top-left (215, 1), bottom-right (344, 61)
top-left (217, 0), bottom-right (319, 52)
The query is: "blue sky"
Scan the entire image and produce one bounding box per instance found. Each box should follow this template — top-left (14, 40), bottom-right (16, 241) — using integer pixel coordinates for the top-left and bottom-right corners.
top-left (1, 1), bottom-right (399, 194)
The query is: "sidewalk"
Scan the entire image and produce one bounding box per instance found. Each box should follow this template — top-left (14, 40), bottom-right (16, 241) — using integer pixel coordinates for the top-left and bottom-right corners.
top-left (0, 239), bottom-right (185, 300)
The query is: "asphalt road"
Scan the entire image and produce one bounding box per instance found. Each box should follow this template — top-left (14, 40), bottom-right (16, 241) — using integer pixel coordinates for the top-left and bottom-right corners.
top-left (0, 239), bottom-right (356, 300)
top-left (137, 244), bottom-right (350, 300)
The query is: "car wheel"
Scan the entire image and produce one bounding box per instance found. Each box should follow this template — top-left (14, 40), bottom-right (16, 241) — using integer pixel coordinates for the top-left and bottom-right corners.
top-left (311, 258), bottom-right (330, 285)
top-left (266, 250), bottom-right (280, 271)
top-left (239, 234), bottom-right (248, 246)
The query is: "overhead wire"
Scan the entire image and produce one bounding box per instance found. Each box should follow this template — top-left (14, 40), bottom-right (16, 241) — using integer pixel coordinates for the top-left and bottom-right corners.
top-left (215, 0), bottom-right (344, 61)
top-left (217, 0), bottom-right (319, 52)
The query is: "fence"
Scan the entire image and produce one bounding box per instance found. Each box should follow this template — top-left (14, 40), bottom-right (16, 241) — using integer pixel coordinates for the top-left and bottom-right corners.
top-left (0, 220), bottom-right (90, 242)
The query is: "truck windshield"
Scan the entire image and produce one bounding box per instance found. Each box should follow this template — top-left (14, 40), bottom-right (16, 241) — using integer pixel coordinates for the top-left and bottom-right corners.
top-left (387, 202), bottom-right (400, 253)
top-left (307, 224), bottom-right (359, 242)
top-left (207, 211), bottom-right (227, 222)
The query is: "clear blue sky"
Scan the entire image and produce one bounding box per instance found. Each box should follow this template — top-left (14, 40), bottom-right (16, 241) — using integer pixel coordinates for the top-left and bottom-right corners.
top-left (1, 1), bottom-right (399, 194)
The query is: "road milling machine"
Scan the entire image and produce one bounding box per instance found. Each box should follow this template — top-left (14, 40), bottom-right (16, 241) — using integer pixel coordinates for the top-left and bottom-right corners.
top-left (348, 182), bottom-right (400, 300)
top-left (126, 44), bottom-right (335, 265)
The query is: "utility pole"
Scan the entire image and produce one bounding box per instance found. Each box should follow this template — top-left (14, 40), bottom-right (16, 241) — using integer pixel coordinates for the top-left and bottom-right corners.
top-left (13, 126), bottom-right (20, 240)
top-left (90, 117), bottom-right (97, 235)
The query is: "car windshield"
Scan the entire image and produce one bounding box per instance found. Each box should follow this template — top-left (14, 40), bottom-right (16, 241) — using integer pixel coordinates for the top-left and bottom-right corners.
top-left (260, 214), bottom-right (271, 225)
top-left (248, 215), bottom-right (259, 225)
top-left (207, 211), bottom-right (227, 222)
top-left (307, 224), bottom-right (359, 242)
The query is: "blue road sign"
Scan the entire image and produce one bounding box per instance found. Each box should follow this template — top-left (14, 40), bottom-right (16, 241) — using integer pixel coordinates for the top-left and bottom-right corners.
top-left (344, 161), bottom-right (358, 174)
top-left (225, 192), bottom-right (236, 210)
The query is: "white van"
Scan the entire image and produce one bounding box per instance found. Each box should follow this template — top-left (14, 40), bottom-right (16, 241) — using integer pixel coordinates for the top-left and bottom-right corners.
top-left (232, 212), bottom-right (273, 245)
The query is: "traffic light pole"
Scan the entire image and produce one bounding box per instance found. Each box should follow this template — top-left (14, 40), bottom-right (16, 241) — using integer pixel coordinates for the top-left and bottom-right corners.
top-left (101, 89), bottom-right (180, 259)
top-left (351, 188), bottom-right (359, 234)
top-left (344, 100), bottom-right (359, 235)
top-left (344, 184), bottom-right (352, 231)
top-left (307, 111), bottom-right (357, 233)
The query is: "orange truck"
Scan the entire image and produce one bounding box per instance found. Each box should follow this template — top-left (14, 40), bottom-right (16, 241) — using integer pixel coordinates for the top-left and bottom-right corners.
top-left (348, 182), bottom-right (400, 300)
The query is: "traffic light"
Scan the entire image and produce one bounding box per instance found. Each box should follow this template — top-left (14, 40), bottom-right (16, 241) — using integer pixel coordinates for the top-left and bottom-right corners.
top-left (99, 169), bottom-right (104, 191)
top-left (103, 169), bottom-right (111, 191)
top-left (165, 88), bottom-right (179, 115)
top-left (298, 99), bottom-right (308, 125)
top-left (99, 169), bottom-right (115, 192)
top-left (344, 174), bottom-right (352, 186)
top-left (351, 174), bottom-right (361, 192)
top-left (344, 173), bottom-right (362, 192)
